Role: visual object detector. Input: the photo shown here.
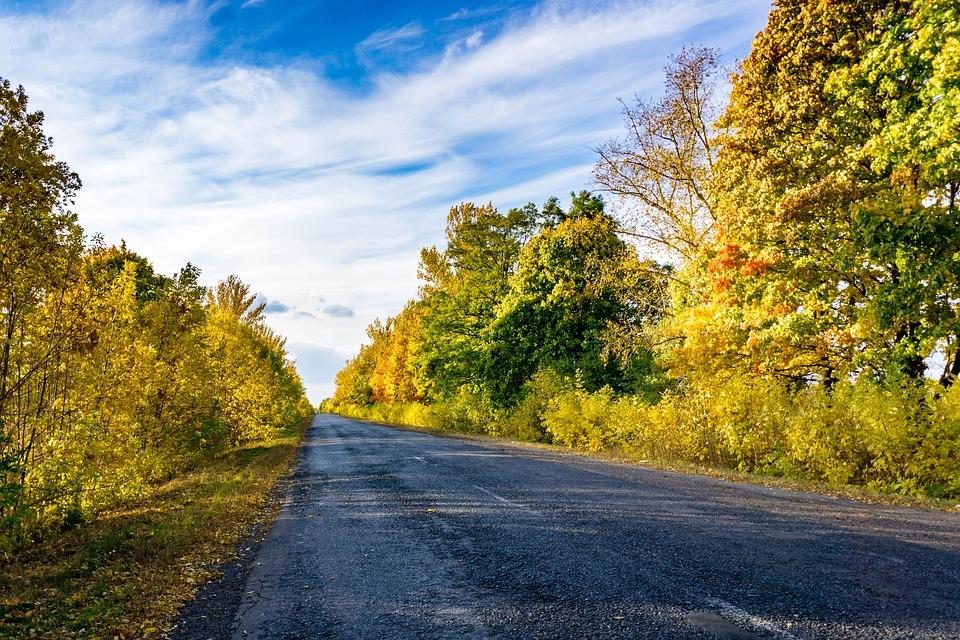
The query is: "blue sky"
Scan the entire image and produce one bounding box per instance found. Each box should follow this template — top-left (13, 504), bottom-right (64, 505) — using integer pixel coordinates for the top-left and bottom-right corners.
top-left (0, 0), bottom-right (772, 401)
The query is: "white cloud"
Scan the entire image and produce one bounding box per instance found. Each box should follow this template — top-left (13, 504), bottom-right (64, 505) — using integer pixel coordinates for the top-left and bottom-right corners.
top-left (0, 0), bottom-right (771, 402)
top-left (356, 21), bottom-right (426, 67)
top-left (322, 304), bottom-right (355, 318)
top-left (440, 8), bottom-right (472, 22)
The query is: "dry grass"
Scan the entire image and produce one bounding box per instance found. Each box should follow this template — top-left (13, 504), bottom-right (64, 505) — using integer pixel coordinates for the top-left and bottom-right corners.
top-left (0, 418), bottom-right (309, 640)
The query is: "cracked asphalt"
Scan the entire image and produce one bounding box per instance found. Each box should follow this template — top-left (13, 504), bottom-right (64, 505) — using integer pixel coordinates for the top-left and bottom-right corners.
top-left (175, 413), bottom-right (960, 639)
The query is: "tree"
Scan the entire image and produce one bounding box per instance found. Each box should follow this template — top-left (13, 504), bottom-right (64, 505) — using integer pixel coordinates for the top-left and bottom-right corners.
top-left (135, 264), bottom-right (210, 453)
top-left (369, 301), bottom-right (425, 404)
top-left (0, 79), bottom-right (84, 524)
top-left (84, 240), bottom-right (168, 302)
top-left (595, 47), bottom-right (720, 265)
top-left (331, 329), bottom-right (383, 408)
top-left (0, 81), bottom-right (313, 544)
top-left (827, 0), bottom-right (960, 383)
top-left (204, 274), bottom-right (307, 444)
top-left (206, 274), bottom-right (266, 326)
top-left (416, 202), bottom-right (540, 398)
top-left (703, 0), bottom-right (957, 384)
top-left (484, 193), bottom-right (666, 405)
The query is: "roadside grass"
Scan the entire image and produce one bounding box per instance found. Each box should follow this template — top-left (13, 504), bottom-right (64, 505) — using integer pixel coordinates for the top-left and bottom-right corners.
top-left (0, 417), bottom-right (310, 640)
top-left (339, 413), bottom-right (960, 513)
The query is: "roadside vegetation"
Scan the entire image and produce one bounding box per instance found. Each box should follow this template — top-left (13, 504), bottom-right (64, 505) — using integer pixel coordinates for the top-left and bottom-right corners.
top-left (0, 420), bottom-right (307, 639)
top-left (325, 0), bottom-right (960, 500)
top-left (0, 73), bottom-right (314, 631)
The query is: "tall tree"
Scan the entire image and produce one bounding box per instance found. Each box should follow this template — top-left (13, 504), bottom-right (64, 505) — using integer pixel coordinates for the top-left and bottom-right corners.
top-left (827, 0), bottom-right (960, 383)
top-left (485, 193), bottom-right (666, 405)
top-left (704, 0), bottom-right (958, 383)
top-left (0, 79), bottom-right (84, 521)
top-left (416, 202), bottom-right (539, 398)
top-left (595, 47), bottom-right (720, 265)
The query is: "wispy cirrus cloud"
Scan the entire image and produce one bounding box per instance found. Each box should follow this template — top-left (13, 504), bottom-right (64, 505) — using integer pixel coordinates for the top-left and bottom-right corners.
top-left (0, 0), bottom-right (772, 400)
top-left (357, 21), bottom-right (425, 54)
top-left (465, 30), bottom-right (484, 48)
top-left (356, 21), bottom-right (426, 68)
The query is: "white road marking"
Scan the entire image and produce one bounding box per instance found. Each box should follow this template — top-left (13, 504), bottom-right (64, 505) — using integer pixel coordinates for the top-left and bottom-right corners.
top-left (861, 550), bottom-right (905, 565)
top-left (474, 485), bottom-right (513, 504)
top-left (473, 484), bottom-right (538, 514)
top-left (705, 598), bottom-right (799, 640)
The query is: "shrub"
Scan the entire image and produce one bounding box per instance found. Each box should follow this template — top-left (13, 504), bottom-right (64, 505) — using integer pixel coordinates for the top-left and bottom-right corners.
top-left (543, 385), bottom-right (617, 451)
top-left (330, 372), bottom-right (960, 499)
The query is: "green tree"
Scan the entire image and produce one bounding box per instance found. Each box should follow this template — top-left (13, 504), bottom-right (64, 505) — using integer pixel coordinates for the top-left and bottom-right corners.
top-left (706, 0), bottom-right (959, 384)
top-left (827, 0), bottom-right (960, 383)
top-left (484, 193), bottom-right (666, 405)
top-left (416, 202), bottom-right (539, 398)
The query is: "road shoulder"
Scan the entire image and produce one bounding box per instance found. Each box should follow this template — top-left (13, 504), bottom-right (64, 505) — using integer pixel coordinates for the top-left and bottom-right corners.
top-left (169, 467), bottom-right (298, 640)
top-left (336, 413), bottom-right (960, 514)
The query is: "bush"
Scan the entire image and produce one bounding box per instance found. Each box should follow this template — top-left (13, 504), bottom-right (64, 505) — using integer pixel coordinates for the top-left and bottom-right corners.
top-left (543, 386), bottom-right (617, 451)
top-left (491, 369), bottom-right (568, 443)
top-left (330, 370), bottom-right (960, 499)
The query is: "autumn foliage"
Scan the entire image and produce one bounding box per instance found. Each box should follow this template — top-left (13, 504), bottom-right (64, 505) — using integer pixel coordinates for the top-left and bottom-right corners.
top-left (329, 0), bottom-right (960, 499)
top-left (0, 79), bottom-right (313, 550)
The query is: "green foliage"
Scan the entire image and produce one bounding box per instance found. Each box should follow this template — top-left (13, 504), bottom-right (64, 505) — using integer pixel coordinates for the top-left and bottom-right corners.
top-left (416, 202), bottom-right (538, 398)
top-left (485, 196), bottom-right (667, 405)
top-left (331, 0), bottom-right (960, 500)
top-left (334, 193), bottom-right (667, 412)
top-left (490, 369), bottom-right (565, 442)
top-left (705, 0), bottom-right (960, 383)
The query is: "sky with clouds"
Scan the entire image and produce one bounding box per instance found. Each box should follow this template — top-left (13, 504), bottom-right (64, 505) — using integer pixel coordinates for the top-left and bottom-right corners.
top-left (0, 0), bottom-right (773, 402)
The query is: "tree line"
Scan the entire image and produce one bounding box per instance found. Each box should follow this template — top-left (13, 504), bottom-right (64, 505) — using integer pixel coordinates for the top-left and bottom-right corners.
top-left (0, 79), bottom-right (313, 550)
top-left (326, 0), bottom-right (960, 498)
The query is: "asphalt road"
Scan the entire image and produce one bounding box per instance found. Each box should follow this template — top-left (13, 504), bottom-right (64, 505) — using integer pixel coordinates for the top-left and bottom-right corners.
top-left (177, 413), bottom-right (960, 639)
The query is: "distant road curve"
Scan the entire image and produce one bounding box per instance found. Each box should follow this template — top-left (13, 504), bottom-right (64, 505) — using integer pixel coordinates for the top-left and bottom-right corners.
top-left (175, 414), bottom-right (960, 640)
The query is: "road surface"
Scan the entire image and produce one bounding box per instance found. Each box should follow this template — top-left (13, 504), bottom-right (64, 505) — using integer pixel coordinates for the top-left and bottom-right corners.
top-left (176, 413), bottom-right (960, 639)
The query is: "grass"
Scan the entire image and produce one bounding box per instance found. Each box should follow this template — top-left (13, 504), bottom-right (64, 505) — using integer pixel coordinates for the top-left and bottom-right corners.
top-left (0, 418), bottom-right (310, 640)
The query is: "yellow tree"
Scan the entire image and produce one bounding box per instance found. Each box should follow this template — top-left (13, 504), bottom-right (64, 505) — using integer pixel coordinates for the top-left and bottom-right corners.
top-left (204, 275), bottom-right (310, 443)
top-left (370, 301), bottom-right (425, 404)
top-left (0, 79), bottom-right (85, 529)
top-left (704, 0), bottom-right (950, 384)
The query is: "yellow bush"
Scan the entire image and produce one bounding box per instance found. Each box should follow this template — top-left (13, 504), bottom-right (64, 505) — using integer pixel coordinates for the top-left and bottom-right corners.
top-left (331, 370), bottom-right (960, 499)
top-left (543, 386), bottom-right (617, 451)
